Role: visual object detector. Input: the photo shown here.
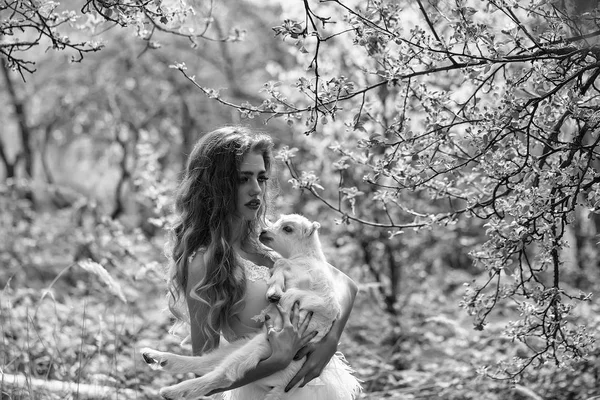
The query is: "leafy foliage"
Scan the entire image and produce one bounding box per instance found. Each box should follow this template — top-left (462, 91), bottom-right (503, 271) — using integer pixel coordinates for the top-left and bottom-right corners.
top-left (0, 0), bottom-right (237, 77)
top-left (2, 0), bottom-right (600, 398)
top-left (2, 178), bottom-right (599, 399)
top-left (174, 0), bottom-right (600, 380)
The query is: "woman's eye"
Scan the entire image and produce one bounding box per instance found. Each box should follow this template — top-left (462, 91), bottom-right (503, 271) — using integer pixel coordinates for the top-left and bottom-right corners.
top-left (258, 176), bottom-right (269, 183)
top-left (238, 177), bottom-right (249, 183)
top-left (283, 226), bottom-right (293, 233)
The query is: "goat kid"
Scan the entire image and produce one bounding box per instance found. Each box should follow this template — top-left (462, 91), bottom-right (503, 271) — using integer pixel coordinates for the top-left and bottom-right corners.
top-left (141, 214), bottom-right (341, 400)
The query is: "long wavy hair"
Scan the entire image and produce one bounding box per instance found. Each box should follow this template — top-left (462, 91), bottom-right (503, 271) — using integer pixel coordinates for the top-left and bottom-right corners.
top-left (166, 126), bottom-right (274, 352)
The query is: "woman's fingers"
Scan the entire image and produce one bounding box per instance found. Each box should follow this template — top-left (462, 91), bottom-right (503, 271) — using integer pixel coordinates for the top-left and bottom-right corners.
top-left (298, 311), bottom-right (313, 335)
top-left (291, 302), bottom-right (300, 328)
top-left (276, 303), bottom-right (293, 327)
top-left (294, 341), bottom-right (315, 361)
top-left (285, 351), bottom-right (322, 392)
top-left (300, 369), bottom-right (323, 388)
top-left (264, 314), bottom-right (276, 336)
top-left (300, 331), bottom-right (318, 347)
top-left (275, 303), bottom-right (315, 337)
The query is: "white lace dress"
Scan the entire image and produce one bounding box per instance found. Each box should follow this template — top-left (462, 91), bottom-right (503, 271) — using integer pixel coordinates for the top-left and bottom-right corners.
top-left (220, 257), bottom-right (362, 400)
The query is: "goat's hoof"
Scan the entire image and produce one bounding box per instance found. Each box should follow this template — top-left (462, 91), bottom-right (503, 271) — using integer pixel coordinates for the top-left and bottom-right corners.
top-left (159, 390), bottom-right (174, 400)
top-left (141, 348), bottom-right (168, 370)
top-left (268, 294), bottom-right (281, 303)
top-left (142, 352), bottom-right (154, 364)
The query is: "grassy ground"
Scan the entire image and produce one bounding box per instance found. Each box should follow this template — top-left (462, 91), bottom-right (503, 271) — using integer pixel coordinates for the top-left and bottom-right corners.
top-left (3, 268), bottom-right (599, 400)
top-left (1, 210), bottom-right (599, 400)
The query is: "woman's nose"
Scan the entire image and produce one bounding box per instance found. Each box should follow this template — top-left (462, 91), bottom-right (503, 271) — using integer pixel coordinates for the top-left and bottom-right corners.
top-left (249, 178), bottom-right (262, 195)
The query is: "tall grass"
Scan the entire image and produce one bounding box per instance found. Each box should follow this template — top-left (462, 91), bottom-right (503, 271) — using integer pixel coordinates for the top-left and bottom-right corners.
top-left (0, 221), bottom-right (182, 399)
top-left (1, 185), bottom-right (598, 400)
top-left (0, 267), bottom-right (161, 399)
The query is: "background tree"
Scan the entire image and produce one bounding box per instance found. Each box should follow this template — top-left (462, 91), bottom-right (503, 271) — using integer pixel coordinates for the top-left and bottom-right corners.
top-left (2, 0), bottom-right (600, 399)
top-left (0, 1), bottom-right (307, 398)
top-left (173, 0), bottom-right (600, 380)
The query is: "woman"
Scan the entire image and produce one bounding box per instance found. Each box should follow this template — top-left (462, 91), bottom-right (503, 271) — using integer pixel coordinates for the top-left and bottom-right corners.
top-left (165, 126), bottom-right (361, 399)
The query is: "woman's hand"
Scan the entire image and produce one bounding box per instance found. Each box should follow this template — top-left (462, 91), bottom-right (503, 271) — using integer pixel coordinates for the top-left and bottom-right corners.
top-left (266, 302), bottom-right (316, 367)
top-left (285, 262), bottom-right (359, 392)
top-left (203, 303), bottom-right (314, 396)
top-left (284, 324), bottom-right (339, 392)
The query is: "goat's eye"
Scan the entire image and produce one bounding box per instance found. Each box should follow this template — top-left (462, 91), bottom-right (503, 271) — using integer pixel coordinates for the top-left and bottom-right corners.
top-left (283, 226), bottom-right (293, 233)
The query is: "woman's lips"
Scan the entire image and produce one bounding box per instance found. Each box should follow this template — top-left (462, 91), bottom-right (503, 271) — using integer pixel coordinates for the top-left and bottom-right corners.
top-left (245, 199), bottom-right (261, 209)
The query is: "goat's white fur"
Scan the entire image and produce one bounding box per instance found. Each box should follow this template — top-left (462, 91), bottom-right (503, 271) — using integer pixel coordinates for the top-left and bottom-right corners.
top-left (142, 214), bottom-right (341, 400)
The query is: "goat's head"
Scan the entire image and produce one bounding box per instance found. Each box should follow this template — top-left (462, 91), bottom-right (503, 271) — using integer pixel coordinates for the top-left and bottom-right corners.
top-left (259, 214), bottom-right (320, 258)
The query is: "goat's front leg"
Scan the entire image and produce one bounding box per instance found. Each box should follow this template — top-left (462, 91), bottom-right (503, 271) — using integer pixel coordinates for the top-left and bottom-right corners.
top-left (141, 339), bottom-right (249, 377)
top-left (158, 335), bottom-right (271, 400)
top-left (159, 369), bottom-right (232, 400)
top-left (266, 261), bottom-right (289, 302)
top-left (141, 348), bottom-right (206, 375)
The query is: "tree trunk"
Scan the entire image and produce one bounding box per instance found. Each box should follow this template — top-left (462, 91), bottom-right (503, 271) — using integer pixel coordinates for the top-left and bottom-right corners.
top-left (384, 241), bottom-right (399, 315)
top-left (111, 125), bottom-right (134, 220)
top-left (361, 238), bottom-right (398, 315)
top-left (180, 95), bottom-right (196, 169)
top-left (1, 58), bottom-right (34, 178)
top-left (0, 137), bottom-right (16, 179)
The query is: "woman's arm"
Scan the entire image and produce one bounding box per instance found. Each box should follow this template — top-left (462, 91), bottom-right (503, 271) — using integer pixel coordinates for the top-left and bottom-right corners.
top-left (187, 253), bottom-right (315, 392)
top-left (187, 277), bottom-right (294, 391)
top-left (284, 263), bottom-right (358, 392)
top-left (325, 263), bottom-right (359, 339)
top-left (187, 253), bottom-right (220, 356)
top-left (188, 298), bottom-right (294, 393)
top-left (207, 303), bottom-right (316, 395)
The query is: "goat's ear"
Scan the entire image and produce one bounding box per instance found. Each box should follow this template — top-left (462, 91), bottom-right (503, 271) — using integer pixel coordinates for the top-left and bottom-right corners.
top-left (308, 221), bottom-right (320, 236)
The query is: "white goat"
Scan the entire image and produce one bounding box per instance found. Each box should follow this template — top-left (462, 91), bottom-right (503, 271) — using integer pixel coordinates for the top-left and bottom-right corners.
top-left (141, 214), bottom-right (341, 400)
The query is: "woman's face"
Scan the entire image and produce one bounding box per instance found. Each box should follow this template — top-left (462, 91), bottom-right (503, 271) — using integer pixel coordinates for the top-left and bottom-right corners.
top-left (236, 151), bottom-right (269, 221)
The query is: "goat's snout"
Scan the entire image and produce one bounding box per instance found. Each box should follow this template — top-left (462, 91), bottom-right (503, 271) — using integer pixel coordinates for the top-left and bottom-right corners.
top-left (259, 230), bottom-right (273, 245)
